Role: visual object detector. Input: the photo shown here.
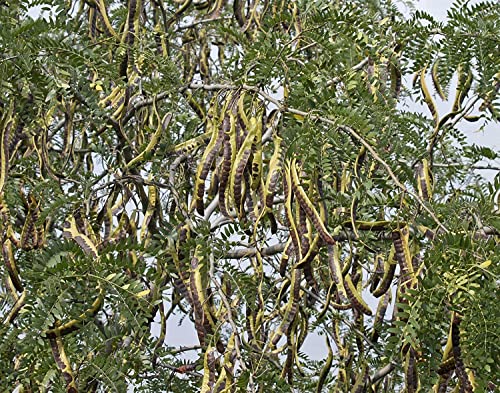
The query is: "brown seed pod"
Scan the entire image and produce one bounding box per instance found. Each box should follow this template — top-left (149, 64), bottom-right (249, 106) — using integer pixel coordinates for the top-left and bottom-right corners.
top-left (344, 274), bottom-right (372, 316)
top-left (451, 314), bottom-right (473, 392)
top-left (289, 159), bottom-right (335, 245)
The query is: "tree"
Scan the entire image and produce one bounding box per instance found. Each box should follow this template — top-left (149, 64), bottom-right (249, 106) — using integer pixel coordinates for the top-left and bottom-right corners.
top-left (0, 0), bottom-right (499, 391)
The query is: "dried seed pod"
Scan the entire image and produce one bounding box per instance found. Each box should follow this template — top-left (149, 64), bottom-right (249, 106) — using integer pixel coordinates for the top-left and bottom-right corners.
top-left (290, 159), bottom-right (335, 245)
top-left (344, 274), bottom-right (372, 316)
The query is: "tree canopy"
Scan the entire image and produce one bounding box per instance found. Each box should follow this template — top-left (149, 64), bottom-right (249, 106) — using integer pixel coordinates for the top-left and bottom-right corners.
top-left (0, 0), bottom-right (499, 392)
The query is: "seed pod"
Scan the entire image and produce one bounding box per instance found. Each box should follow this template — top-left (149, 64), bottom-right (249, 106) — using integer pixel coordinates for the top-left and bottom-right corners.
top-left (327, 244), bottom-right (349, 303)
top-left (344, 274), bottom-right (372, 316)
top-left (219, 113), bottom-right (237, 217)
top-left (173, 131), bottom-right (211, 155)
top-left (416, 158), bottom-right (433, 201)
top-left (420, 65), bottom-right (439, 126)
top-left (2, 239), bottom-right (23, 292)
top-left (270, 267), bottom-right (302, 348)
top-left (392, 226), bottom-right (415, 288)
top-left (453, 63), bottom-right (473, 113)
top-left (371, 289), bottom-right (391, 343)
top-left (431, 58), bottom-right (447, 100)
top-left (48, 332), bottom-right (78, 393)
top-left (279, 238), bottom-right (293, 277)
top-left (44, 287), bottom-right (104, 338)
top-left (249, 113), bottom-right (263, 191)
top-left (62, 215), bottom-right (99, 258)
top-left (200, 347), bottom-right (216, 393)
top-left (283, 163), bottom-right (302, 260)
top-left (405, 347), bottom-right (420, 393)
top-left (451, 314), bottom-right (473, 392)
top-left (290, 159), bottom-right (335, 245)
top-left (265, 134), bottom-right (283, 209)
top-left (230, 116), bottom-right (257, 214)
top-left (0, 103), bottom-right (14, 195)
top-left (192, 112), bottom-right (225, 215)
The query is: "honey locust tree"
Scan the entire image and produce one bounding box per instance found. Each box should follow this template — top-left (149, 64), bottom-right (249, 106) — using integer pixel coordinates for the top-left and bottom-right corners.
top-left (0, 0), bottom-right (499, 391)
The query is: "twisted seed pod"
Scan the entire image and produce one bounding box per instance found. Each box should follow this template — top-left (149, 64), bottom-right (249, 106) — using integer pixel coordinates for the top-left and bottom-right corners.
top-left (344, 274), bottom-right (372, 316)
top-left (279, 238), bottom-right (293, 277)
top-left (249, 113), bottom-right (263, 191)
top-left (416, 158), bottom-right (433, 201)
top-left (371, 289), bottom-right (391, 343)
top-left (62, 215), bottom-right (99, 258)
top-left (372, 245), bottom-right (397, 297)
top-left (453, 64), bottom-right (473, 113)
top-left (219, 113), bottom-right (237, 217)
top-left (189, 246), bottom-right (210, 346)
top-left (290, 159), bottom-right (335, 245)
top-left (2, 239), bottom-right (23, 292)
top-left (420, 65), bottom-right (439, 126)
top-left (265, 134), bottom-right (283, 209)
top-left (192, 112), bottom-right (225, 215)
top-left (283, 163), bottom-right (302, 260)
top-left (405, 347), bottom-right (420, 393)
top-left (432, 58), bottom-right (447, 100)
top-left (451, 314), bottom-right (473, 392)
top-left (230, 116), bottom-right (257, 215)
top-left (270, 267), bottom-right (302, 348)
top-left (48, 331), bottom-right (78, 393)
top-left (327, 244), bottom-right (349, 303)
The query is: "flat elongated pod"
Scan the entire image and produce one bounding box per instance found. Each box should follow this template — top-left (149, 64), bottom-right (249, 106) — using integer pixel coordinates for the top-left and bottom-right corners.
top-left (451, 314), bottom-right (473, 392)
top-left (4, 286), bottom-right (26, 325)
top-left (62, 216), bottom-right (99, 258)
top-left (0, 102), bottom-right (14, 195)
top-left (283, 163), bottom-right (302, 260)
top-left (371, 289), bottom-right (391, 343)
top-left (270, 267), bottom-right (302, 348)
top-left (230, 116), bottom-right (257, 214)
top-left (317, 337), bottom-right (333, 393)
top-left (249, 113), bottom-right (263, 191)
top-left (140, 181), bottom-right (157, 242)
top-left (351, 363), bottom-right (368, 393)
top-left (327, 244), bottom-right (349, 303)
top-left (44, 286), bottom-right (104, 337)
top-left (405, 347), bottom-right (420, 393)
top-left (218, 113), bottom-right (237, 217)
top-left (265, 134), bottom-right (283, 209)
top-left (233, 0), bottom-right (246, 27)
top-left (191, 247), bottom-right (218, 343)
top-left (432, 59), bottom-right (447, 100)
top-left (192, 112), bottom-right (225, 215)
top-left (173, 131), bottom-right (211, 154)
top-left (48, 331), bottom-right (78, 393)
top-left (200, 346), bottom-right (216, 393)
top-left (344, 274), bottom-right (372, 316)
top-left (392, 226), bottom-right (415, 284)
top-left (290, 159), bottom-right (335, 245)
top-left (416, 158), bottom-right (433, 201)
top-left (453, 64), bottom-right (473, 113)
top-left (279, 238), bottom-right (293, 277)
top-left (390, 61), bottom-right (402, 99)
top-left (420, 66), bottom-right (439, 126)
top-left (2, 239), bottom-right (23, 292)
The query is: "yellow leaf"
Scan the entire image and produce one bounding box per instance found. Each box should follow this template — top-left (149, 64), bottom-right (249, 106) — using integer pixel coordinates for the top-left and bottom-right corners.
top-left (136, 289), bottom-right (150, 298)
top-left (479, 260), bottom-right (492, 269)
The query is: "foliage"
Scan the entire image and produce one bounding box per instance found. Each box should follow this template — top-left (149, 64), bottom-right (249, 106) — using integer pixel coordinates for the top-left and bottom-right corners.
top-left (0, 0), bottom-right (499, 392)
